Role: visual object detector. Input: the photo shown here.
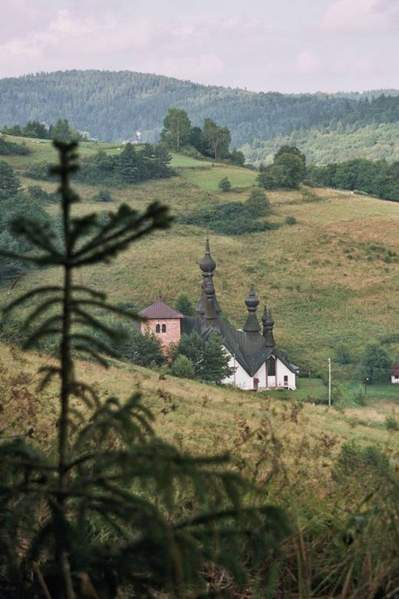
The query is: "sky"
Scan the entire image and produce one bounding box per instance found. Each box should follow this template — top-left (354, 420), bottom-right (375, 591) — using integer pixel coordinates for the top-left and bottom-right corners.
top-left (1, 0), bottom-right (398, 93)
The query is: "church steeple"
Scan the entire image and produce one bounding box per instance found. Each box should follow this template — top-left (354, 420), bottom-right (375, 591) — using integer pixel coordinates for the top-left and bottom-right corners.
top-left (243, 286), bottom-right (261, 333)
top-left (196, 237), bottom-right (220, 317)
top-left (199, 236), bottom-right (216, 275)
top-left (262, 305), bottom-right (275, 347)
top-left (204, 277), bottom-right (218, 322)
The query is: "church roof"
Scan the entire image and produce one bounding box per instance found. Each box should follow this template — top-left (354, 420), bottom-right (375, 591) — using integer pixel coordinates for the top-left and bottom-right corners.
top-left (187, 238), bottom-right (298, 378)
top-left (139, 301), bottom-right (184, 320)
top-left (183, 315), bottom-right (297, 377)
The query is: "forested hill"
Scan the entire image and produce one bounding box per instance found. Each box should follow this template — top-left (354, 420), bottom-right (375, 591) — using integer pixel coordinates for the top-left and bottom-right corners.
top-left (1, 70), bottom-right (399, 146)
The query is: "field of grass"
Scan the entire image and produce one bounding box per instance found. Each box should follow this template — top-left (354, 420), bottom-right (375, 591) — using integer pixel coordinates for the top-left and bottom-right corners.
top-left (2, 139), bottom-right (399, 381)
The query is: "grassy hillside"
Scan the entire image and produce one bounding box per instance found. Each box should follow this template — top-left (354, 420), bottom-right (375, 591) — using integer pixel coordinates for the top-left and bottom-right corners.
top-left (243, 122), bottom-right (399, 166)
top-left (1, 135), bottom-right (399, 382)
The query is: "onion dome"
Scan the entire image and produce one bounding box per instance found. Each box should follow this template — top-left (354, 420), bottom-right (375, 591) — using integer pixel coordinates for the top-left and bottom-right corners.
top-left (245, 286), bottom-right (260, 312)
top-left (262, 305), bottom-right (275, 347)
top-left (199, 237), bottom-right (216, 273)
top-left (243, 286), bottom-right (261, 333)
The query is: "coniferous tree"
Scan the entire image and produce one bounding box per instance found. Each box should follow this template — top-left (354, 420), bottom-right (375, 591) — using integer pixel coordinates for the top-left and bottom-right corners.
top-left (175, 293), bottom-right (194, 316)
top-left (0, 141), bottom-right (288, 598)
top-left (0, 161), bottom-right (20, 199)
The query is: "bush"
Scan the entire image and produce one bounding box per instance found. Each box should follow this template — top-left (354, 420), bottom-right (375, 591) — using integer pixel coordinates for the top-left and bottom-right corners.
top-left (170, 354), bottom-right (195, 378)
top-left (28, 185), bottom-right (58, 203)
top-left (0, 161), bottom-right (20, 199)
top-left (218, 177), bottom-right (232, 192)
top-left (335, 344), bottom-right (352, 365)
top-left (180, 199), bottom-right (279, 236)
top-left (0, 136), bottom-right (30, 155)
top-left (246, 189), bottom-right (270, 217)
top-left (230, 149), bottom-right (245, 166)
top-left (359, 344), bottom-right (392, 384)
top-left (385, 415), bottom-right (399, 431)
top-left (94, 189), bottom-right (113, 202)
top-left (285, 216), bottom-right (297, 225)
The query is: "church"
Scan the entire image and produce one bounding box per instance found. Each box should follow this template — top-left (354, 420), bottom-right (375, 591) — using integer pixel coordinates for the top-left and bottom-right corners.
top-left (139, 240), bottom-right (298, 391)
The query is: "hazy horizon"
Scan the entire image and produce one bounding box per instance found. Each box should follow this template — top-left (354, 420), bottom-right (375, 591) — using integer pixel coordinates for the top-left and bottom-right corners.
top-left (1, 0), bottom-right (398, 94)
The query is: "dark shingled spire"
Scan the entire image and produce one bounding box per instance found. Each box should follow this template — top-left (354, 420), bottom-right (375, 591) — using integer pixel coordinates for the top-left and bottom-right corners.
top-left (243, 286), bottom-right (260, 333)
top-left (204, 277), bottom-right (218, 322)
top-left (199, 236), bottom-right (216, 274)
top-left (262, 305), bottom-right (275, 348)
top-left (196, 237), bottom-right (220, 316)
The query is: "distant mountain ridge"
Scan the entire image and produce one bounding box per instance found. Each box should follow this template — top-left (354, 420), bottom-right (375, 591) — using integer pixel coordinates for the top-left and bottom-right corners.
top-left (1, 70), bottom-right (399, 153)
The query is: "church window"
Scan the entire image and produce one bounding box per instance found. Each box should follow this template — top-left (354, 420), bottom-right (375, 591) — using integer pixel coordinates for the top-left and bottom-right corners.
top-left (155, 324), bottom-right (161, 333)
top-left (162, 324), bottom-right (167, 333)
top-left (267, 356), bottom-right (276, 376)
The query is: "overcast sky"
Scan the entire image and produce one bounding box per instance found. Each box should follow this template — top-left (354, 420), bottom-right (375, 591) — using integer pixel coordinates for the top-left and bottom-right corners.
top-left (1, 0), bottom-right (398, 92)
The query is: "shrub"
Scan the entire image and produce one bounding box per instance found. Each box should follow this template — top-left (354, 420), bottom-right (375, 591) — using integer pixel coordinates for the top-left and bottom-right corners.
top-left (218, 176), bottom-right (232, 192)
top-left (285, 216), bottom-right (297, 225)
top-left (170, 354), bottom-right (195, 378)
top-left (180, 200), bottom-right (279, 236)
top-left (28, 185), bottom-right (58, 203)
top-left (335, 344), bottom-right (352, 365)
top-left (230, 149), bottom-right (245, 166)
top-left (94, 189), bottom-right (113, 202)
top-left (0, 136), bottom-right (30, 155)
top-left (246, 188), bottom-right (270, 217)
top-left (0, 161), bottom-right (20, 199)
top-left (385, 415), bottom-right (399, 431)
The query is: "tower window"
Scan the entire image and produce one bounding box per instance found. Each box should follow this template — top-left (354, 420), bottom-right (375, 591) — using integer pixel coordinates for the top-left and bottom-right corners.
top-left (162, 324), bottom-right (167, 333)
top-left (155, 324), bottom-right (161, 333)
top-left (266, 356), bottom-right (276, 376)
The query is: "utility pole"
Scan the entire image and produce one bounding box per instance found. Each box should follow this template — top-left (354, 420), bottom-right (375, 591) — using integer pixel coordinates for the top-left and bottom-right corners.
top-left (328, 357), bottom-right (332, 407)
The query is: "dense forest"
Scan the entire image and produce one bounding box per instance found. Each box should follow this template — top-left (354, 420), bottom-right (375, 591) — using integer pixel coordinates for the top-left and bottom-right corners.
top-left (1, 70), bottom-right (399, 149)
top-left (243, 123), bottom-right (399, 166)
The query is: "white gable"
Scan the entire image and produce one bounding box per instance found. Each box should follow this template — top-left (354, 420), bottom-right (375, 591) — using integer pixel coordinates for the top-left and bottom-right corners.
top-left (222, 347), bottom-right (296, 391)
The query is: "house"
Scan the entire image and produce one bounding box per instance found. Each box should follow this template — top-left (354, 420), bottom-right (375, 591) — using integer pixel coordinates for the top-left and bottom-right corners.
top-left (391, 364), bottom-right (399, 384)
top-left (140, 239), bottom-right (298, 391)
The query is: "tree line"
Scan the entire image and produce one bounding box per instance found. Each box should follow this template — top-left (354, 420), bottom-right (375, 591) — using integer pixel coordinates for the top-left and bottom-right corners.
top-left (307, 158), bottom-right (399, 201)
top-left (2, 118), bottom-right (86, 142)
top-left (161, 107), bottom-right (245, 164)
top-left (27, 142), bottom-right (173, 185)
top-left (253, 144), bottom-right (399, 202)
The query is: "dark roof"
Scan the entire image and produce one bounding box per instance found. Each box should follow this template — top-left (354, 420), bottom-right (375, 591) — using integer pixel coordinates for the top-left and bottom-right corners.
top-left (392, 364), bottom-right (399, 376)
top-left (139, 301), bottom-right (184, 320)
top-left (183, 314), bottom-right (298, 377)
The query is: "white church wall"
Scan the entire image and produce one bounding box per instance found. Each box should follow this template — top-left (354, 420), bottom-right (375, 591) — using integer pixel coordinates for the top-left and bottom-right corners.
top-left (276, 359), bottom-right (296, 390)
top-left (222, 349), bottom-right (296, 391)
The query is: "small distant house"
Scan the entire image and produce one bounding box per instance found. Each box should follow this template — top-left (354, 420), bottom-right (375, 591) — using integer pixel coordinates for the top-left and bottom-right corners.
top-left (391, 364), bottom-right (399, 384)
top-left (139, 240), bottom-right (298, 391)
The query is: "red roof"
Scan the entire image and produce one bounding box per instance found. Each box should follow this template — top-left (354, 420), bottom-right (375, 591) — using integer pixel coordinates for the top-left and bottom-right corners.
top-left (392, 364), bottom-right (399, 377)
top-left (139, 301), bottom-right (184, 320)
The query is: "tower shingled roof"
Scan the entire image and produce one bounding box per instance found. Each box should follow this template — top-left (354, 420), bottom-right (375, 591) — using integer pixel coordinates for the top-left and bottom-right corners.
top-left (139, 301), bottom-right (184, 320)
